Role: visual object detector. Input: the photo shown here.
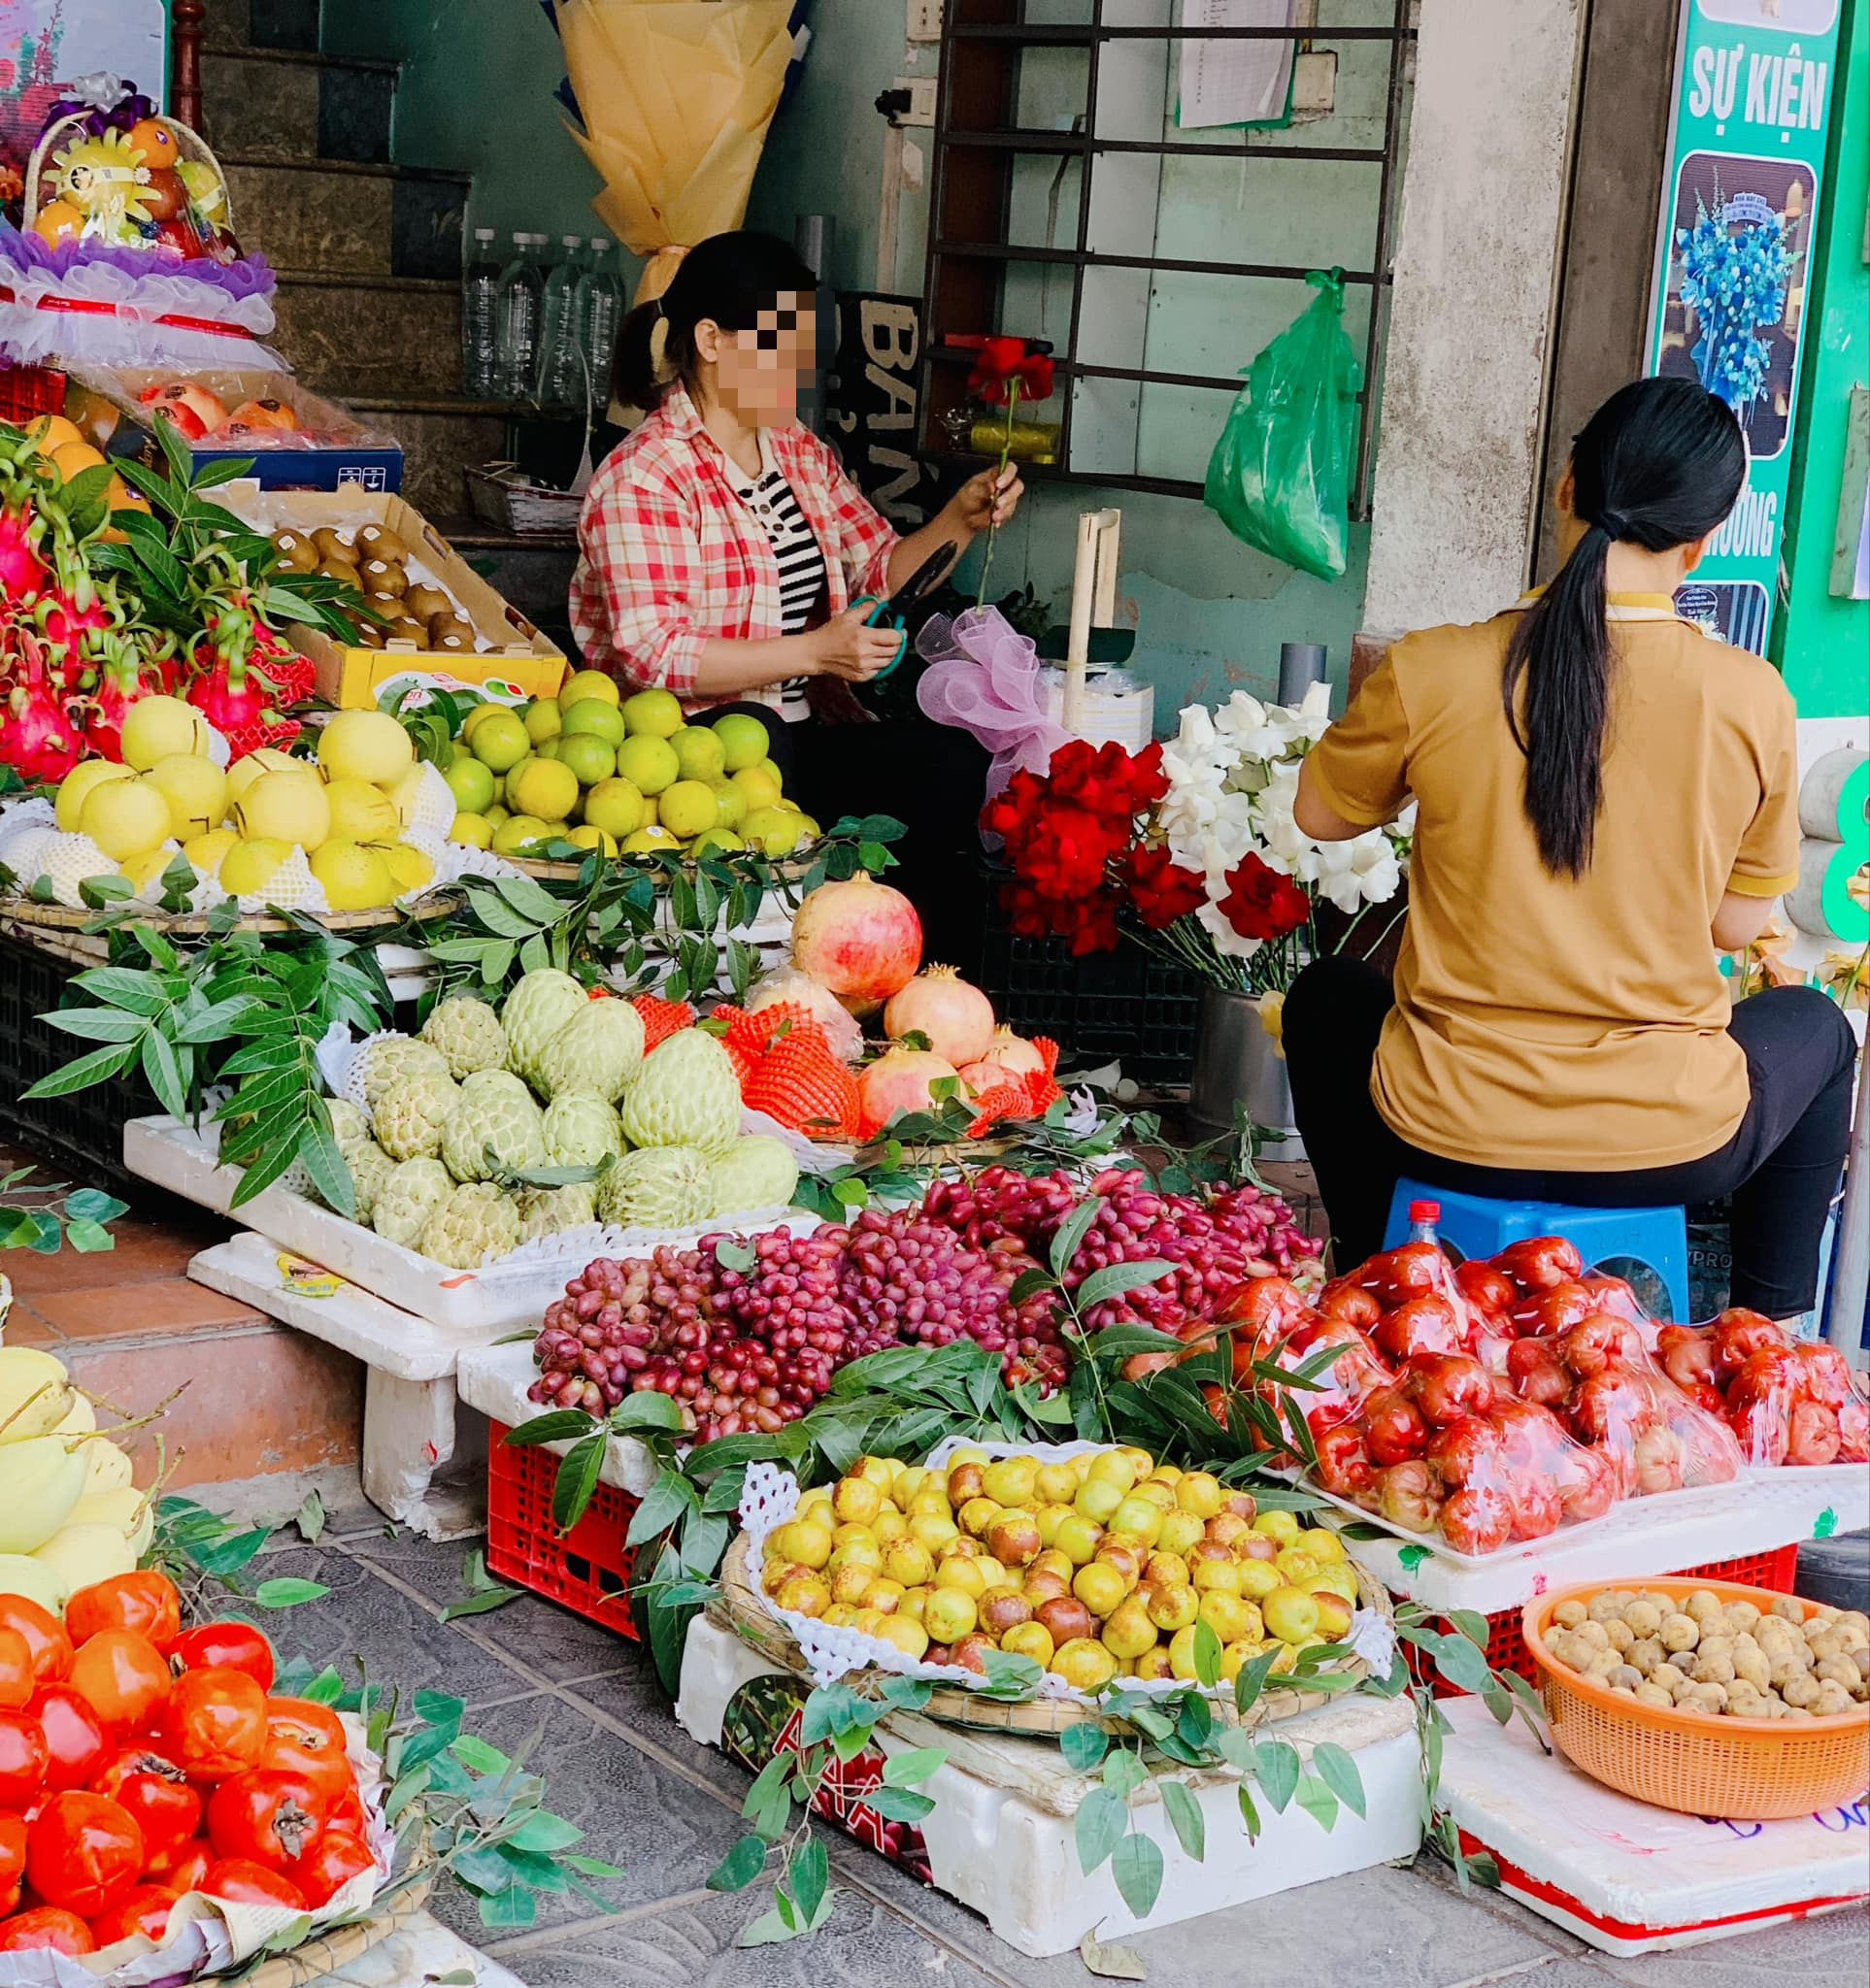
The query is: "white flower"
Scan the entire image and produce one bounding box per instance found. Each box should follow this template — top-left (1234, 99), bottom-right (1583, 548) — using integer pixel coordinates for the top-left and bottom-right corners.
top-left (1060, 1087), bottom-right (1101, 1136)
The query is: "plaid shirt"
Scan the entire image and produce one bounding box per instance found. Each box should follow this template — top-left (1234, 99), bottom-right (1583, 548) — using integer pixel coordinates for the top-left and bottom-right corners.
top-left (569, 384), bottom-right (898, 714)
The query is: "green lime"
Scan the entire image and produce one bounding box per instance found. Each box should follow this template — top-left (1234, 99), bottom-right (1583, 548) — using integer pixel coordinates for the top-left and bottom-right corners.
top-left (493, 813), bottom-right (551, 856)
top-left (558, 733), bottom-right (617, 786)
top-left (712, 711), bottom-right (769, 772)
top-left (671, 725), bottom-right (726, 781)
top-left (563, 698), bottom-right (627, 746)
top-left (524, 698), bottom-right (563, 744)
top-left (621, 687), bottom-right (684, 738)
top-left (451, 811), bottom-right (493, 847)
top-left (484, 804), bottom-right (511, 828)
top-left (509, 757), bottom-right (581, 822)
top-left (729, 765), bottom-right (783, 811)
top-left (558, 668), bottom-right (619, 708)
top-left (470, 708), bottom-right (530, 773)
top-left (616, 734), bottom-right (680, 796)
top-left (742, 805), bottom-right (808, 856)
top-left (691, 827), bottom-right (746, 856)
top-left (445, 757), bottom-right (496, 813)
top-left (708, 779), bottom-right (748, 830)
top-left (622, 824), bottom-right (682, 853)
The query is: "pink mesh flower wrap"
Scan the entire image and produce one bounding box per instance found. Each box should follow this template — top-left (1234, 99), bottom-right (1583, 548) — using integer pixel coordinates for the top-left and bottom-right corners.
top-left (915, 607), bottom-right (1071, 827)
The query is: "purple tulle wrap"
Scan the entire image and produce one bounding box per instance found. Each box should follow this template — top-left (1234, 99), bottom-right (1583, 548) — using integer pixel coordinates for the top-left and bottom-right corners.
top-left (915, 606), bottom-right (1070, 831)
top-left (0, 222), bottom-right (276, 299)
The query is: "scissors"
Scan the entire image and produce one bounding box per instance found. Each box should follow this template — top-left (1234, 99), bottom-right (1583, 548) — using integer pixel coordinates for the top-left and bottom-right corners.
top-left (850, 540), bottom-right (958, 679)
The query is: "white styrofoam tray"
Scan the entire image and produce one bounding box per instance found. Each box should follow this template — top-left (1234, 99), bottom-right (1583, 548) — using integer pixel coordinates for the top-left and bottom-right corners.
top-left (1436, 1692), bottom-right (1870, 1954)
top-left (123, 1114), bottom-right (813, 1335)
top-left (1332, 1466), bottom-right (1870, 1616)
top-left (455, 1337), bottom-right (661, 1496)
top-left (677, 1611), bottom-right (1423, 1958)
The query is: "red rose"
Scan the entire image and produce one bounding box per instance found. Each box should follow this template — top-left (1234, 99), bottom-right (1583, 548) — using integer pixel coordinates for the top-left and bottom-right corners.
top-left (1018, 801), bottom-right (1127, 900)
top-left (980, 769), bottom-right (1048, 855)
top-left (1218, 851), bottom-right (1310, 941)
top-left (1002, 882), bottom-right (1120, 955)
top-left (1048, 740), bottom-right (1143, 822)
top-left (966, 335), bottom-right (1055, 407)
top-left (1127, 742), bottom-right (1169, 809)
top-left (1123, 845), bottom-right (1205, 929)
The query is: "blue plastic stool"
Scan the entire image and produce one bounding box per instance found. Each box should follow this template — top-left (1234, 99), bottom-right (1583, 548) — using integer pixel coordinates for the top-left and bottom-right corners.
top-left (1382, 1179), bottom-right (1690, 1324)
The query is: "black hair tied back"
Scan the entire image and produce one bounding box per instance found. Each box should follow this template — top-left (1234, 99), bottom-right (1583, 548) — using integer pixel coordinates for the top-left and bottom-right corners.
top-left (613, 230), bottom-right (819, 413)
top-left (1504, 377), bottom-right (1745, 878)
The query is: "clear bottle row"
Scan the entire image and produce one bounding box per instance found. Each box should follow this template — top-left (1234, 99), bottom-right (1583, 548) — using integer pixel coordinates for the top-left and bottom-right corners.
top-left (461, 230), bottom-right (624, 409)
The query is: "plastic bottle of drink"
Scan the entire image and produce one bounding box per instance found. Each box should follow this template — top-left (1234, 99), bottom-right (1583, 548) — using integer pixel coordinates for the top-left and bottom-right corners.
top-left (1406, 1199), bottom-right (1441, 1247)
top-left (575, 237), bottom-right (624, 403)
top-left (537, 234), bottom-right (586, 405)
top-left (495, 232), bottom-right (545, 401)
top-left (460, 226), bottom-right (500, 397)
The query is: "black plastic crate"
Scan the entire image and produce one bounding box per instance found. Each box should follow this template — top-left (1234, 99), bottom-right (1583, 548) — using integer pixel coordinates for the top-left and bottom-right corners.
top-left (0, 932), bottom-right (158, 1199)
top-left (977, 875), bottom-right (1201, 1084)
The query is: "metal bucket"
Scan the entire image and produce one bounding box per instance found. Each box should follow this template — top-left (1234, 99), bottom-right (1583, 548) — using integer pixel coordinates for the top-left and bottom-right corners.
top-left (1185, 984), bottom-right (1297, 1138)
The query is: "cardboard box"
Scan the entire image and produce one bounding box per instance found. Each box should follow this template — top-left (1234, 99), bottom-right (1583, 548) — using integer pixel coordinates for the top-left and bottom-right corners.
top-left (217, 485), bottom-right (567, 709)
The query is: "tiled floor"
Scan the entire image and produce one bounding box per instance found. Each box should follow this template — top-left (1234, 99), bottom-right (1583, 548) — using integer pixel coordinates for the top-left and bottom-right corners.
top-left (222, 1487), bottom-right (1869, 1988)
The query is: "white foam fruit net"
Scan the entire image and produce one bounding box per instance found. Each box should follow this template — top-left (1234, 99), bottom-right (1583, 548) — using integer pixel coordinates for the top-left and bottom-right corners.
top-left (739, 1440), bottom-right (1396, 1698)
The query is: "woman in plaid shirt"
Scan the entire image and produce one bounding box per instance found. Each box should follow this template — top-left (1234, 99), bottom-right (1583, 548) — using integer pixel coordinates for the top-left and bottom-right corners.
top-left (571, 232), bottom-right (1022, 769)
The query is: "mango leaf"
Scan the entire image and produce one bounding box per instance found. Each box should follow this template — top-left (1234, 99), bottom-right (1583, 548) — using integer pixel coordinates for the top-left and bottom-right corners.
top-left (1294, 1774), bottom-right (1339, 1832)
top-left (1310, 1740), bottom-right (1366, 1818)
top-left (1075, 1259), bottom-right (1175, 1313)
top-left (707, 1834), bottom-right (767, 1893)
top-left (787, 1839), bottom-right (828, 1928)
top-left (1252, 1738), bottom-right (1300, 1813)
top-left (1159, 1778), bottom-right (1205, 1860)
top-left (862, 1786), bottom-right (936, 1822)
top-left (1110, 1832), bottom-right (1165, 1919)
top-left (1075, 1785), bottom-right (1127, 1874)
top-left (1060, 1723), bottom-right (1109, 1773)
top-left (881, 1746), bottom-right (946, 1787)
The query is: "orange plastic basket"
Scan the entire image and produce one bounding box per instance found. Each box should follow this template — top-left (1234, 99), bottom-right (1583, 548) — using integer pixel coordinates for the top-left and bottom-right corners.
top-left (1523, 1577), bottom-right (1869, 1821)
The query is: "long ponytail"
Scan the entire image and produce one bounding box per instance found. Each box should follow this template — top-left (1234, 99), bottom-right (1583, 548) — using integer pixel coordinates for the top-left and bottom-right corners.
top-left (1505, 377), bottom-right (1745, 878)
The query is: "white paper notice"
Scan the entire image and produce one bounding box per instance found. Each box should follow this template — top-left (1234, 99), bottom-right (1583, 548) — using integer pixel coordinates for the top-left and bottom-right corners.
top-left (1179, 0), bottom-right (1299, 131)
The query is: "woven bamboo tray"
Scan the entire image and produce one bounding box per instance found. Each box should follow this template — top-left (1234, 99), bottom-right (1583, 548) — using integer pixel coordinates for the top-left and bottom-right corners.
top-left (0, 889), bottom-right (460, 944)
top-left (716, 1532), bottom-right (1387, 1738)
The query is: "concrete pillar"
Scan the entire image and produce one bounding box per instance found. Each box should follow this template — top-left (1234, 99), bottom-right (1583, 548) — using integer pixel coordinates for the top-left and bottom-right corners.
top-left (1361, 0), bottom-right (1588, 640)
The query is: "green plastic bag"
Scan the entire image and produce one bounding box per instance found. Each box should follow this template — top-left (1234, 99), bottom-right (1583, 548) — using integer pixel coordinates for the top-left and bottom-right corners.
top-left (1203, 268), bottom-right (1363, 580)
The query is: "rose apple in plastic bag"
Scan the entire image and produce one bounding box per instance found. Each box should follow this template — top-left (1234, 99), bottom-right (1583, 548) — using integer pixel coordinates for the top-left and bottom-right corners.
top-left (1406, 1351), bottom-right (1495, 1428)
top-left (1507, 1336), bottom-right (1572, 1408)
top-left (1492, 1236), bottom-right (1582, 1292)
top-left (1423, 1415), bottom-right (1504, 1491)
top-left (1374, 1292), bottom-right (1464, 1364)
top-left (1363, 1385), bottom-right (1428, 1466)
top-left (1376, 1460), bottom-right (1440, 1533)
top-left (1709, 1309), bottom-right (1789, 1381)
top-left (1507, 1474), bottom-right (1563, 1541)
top-left (1361, 1241), bottom-right (1447, 1305)
top-left (1440, 1485), bottom-right (1512, 1555)
top-left (1318, 1277), bottom-right (1382, 1331)
top-left (1786, 1400), bottom-right (1842, 1467)
top-left (1555, 1441), bottom-right (1619, 1521)
top-left (1558, 1312), bottom-right (1646, 1378)
top-left (1313, 1426), bottom-right (1374, 1500)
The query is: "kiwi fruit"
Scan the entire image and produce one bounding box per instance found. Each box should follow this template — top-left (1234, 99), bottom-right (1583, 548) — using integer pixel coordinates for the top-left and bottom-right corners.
top-left (359, 555), bottom-right (407, 596)
top-left (385, 616), bottom-right (429, 647)
top-left (429, 620), bottom-right (476, 653)
top-left (404, 583), bottom-right (453, 622)
top-left (312, 527), bottom-right (357, 564)
top-left (273, 538), bottom-right (318, 575)
top-left (354, 620), bottom-right (386, 649)
top-left (356, 523), bottom-right (409, 561)
top-left (317, 559), bottom-right (364, 586)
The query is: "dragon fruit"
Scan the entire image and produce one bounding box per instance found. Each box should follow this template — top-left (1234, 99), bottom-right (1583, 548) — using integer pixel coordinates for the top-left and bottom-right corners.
top-left (73, 635), bottom-right (173, 762)
top-left (0, 639), bottom-right (83, 783)
top-left (0, 508), bottom-right (47, 598)
top-left (184, 591), bottom-right (314, 762)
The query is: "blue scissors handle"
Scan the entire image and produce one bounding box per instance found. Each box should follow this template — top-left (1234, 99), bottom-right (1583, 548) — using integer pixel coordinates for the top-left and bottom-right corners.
top-left (851, 595), bottom-right (910, 679)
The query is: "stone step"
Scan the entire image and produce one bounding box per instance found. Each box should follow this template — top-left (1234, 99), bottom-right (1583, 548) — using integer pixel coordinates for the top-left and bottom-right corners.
top-left (343, 397), bottom-right (512, 520)
top-left (203, 46), bottom-right (398, 167)
top-left (208, 0), bottom-right (320, 54)
top-left (272, 269), bottom-right (461, 397)
top-left (224, 155), bottom-right (467, 282)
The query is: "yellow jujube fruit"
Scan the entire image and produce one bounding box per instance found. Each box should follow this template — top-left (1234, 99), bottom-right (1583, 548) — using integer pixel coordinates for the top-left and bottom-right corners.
top-left (0, 1436), bottom-right (88, 1554)
top-left (83, 1439), bottom-right (135, 1495)
top-left (72, 1487), bottom-right (154, 1558)
top-left (0, 1347), bottom-right (74, 1442)
top-left (31, 1522), bottom-right (136, 1604)
top-left (0, 1553), bottom-right (68, 1618)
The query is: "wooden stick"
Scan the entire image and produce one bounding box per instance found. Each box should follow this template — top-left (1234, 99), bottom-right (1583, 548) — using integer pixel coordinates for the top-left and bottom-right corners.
top-left (1063, 513), bottom-right (1098, 735)
top-left (1092, 509), bottom-right (1120, 627)
top-left (171, 1), bottom-right (206, 133)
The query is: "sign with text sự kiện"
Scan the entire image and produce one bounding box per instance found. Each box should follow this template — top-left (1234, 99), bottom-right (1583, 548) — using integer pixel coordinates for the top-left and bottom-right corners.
top-left (1645, 0), bottom-right (1844, 655)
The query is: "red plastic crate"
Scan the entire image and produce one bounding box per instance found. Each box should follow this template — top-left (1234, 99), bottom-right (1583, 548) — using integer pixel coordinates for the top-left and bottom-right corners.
top-left (1413, 1542), bottom-right (1799, 1694)
top-left (485, 1420), bottom-right (641, 1640)
top-left (0, 364), bottom-right (66, 426)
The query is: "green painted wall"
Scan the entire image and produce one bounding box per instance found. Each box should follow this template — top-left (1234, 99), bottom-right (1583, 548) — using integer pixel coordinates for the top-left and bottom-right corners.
top-left (320, 0), bottom-right (601, 245)
top-left (1775, 0), bottom-right (1869, 722)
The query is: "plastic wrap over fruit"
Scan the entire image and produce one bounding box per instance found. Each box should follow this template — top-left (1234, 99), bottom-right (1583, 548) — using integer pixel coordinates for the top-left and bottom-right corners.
top-left (746, 964), bottom-right (865, 1065)
top-left (1656, 1311), bottom-right (1869, 1468)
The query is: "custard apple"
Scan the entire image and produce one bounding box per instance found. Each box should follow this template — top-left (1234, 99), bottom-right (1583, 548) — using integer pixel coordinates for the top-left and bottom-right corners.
top-left (516, 1181), bottom-right (599, 1243)
top-left (371, 1157), bottom-right (453, 1248)
top-left (326, 1099), bottom-right (372, 1152)
top-left (709, 1136), bottom-right (800, 1217)
top-left (420, 993), bottom-right (508, 1079)
top-left (500, 970), bottom-right (587, 1086)
top-left (418, 1181), bottom-right (520, 1268)
top-left (360, 1035), bottom-right (451, 1110)
top-left (618, 1029), bottom-right (740, 1155)
top-left (533, 997), bottom-right (645, 1103)
top-left (597, 1144), bottom-right (714, 1229)
top-left (374, 1067), bottom-right (461, 1162)
top-left (442, 1070), bottom-right (547, 1182)
top-left (542, 1091), bottom-right (625, 1168)
top-left (342, 1142), bottom-right (397, 1224)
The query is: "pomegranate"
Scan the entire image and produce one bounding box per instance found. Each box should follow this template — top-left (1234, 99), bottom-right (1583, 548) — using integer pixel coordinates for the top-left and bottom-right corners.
top-left (958, 1024), bottom-right (1046, 1092)
top-left (883, 964), bottom-right (995, 1066)
top-left (745, 967), bottom-right (863, 1065)
top-left (790, 871), bottom-right (922, 1016)
top-left (855, 1044), bottom-right (961, 1138)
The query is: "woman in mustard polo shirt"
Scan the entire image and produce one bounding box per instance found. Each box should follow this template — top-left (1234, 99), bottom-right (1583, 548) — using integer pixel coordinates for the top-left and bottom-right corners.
top-left (1283, 377), bottom-right (1853, 1321)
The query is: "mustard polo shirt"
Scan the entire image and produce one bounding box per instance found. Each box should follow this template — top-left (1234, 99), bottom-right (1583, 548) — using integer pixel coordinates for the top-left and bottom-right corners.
top-left (1307, 597), bottom-right (1800, 1171)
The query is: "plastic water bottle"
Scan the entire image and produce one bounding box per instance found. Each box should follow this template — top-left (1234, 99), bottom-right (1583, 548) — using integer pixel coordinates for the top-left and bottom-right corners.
top-left (576, 237), bottom-right (624, 403)
top-left (1407, 1199), bottom-right (1441, 1248)
top-left (460, 226), bottom-right (500, 397)
top-left (495, 232), bottom-right (544, 401)
top-left (537, 235), bottom-right (587, 406)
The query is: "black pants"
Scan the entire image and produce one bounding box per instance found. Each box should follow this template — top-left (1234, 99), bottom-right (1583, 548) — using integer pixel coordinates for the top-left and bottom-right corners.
top-left (1282, 956), bottom-right (1855, 1316)
top-left (697, 702), bottom-right (994, 975)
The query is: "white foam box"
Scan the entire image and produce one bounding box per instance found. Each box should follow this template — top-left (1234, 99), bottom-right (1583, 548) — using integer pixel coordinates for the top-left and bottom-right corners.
top-left (1436, 1693), bottom-right (1870, 1953)
top-left (456, 1337), bottom-right (661, 1496)
top-left (122, 1114), bottom-right (813, 1335)
top-left (1338, 1467), bottom-right (1869, 1619)
top-left (676, 1612), bottom-right (1423, 1959)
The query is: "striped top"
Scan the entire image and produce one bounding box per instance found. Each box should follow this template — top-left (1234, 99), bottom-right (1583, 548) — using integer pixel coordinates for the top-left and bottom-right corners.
top-left (728, 432), bottom-right (827, 722)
